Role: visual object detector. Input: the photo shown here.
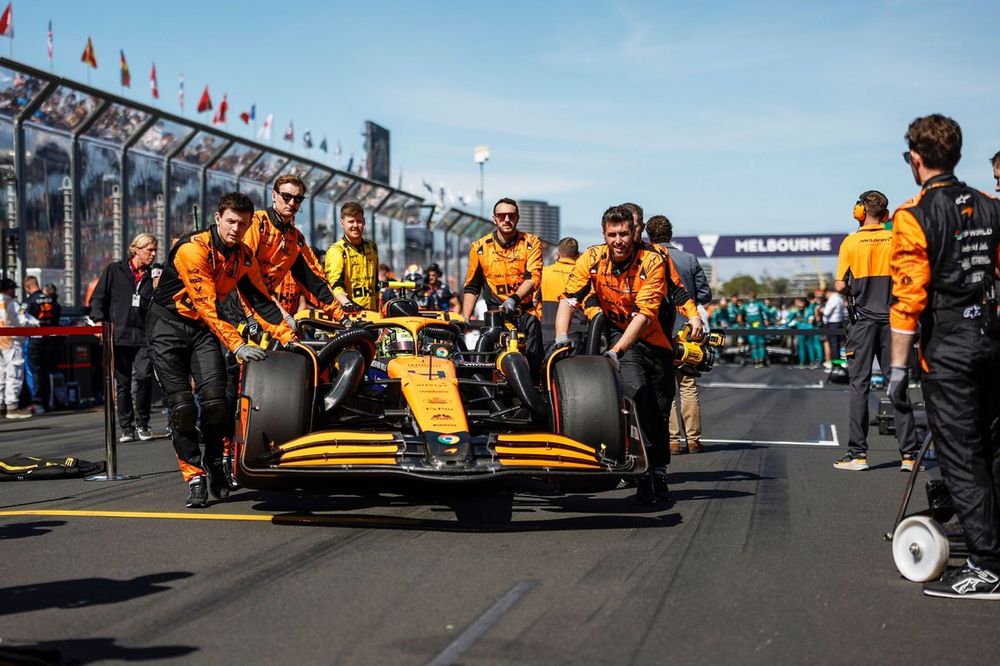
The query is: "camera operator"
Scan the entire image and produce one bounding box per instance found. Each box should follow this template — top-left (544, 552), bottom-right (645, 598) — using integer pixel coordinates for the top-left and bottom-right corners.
top-left (890, 114), bottom-right (1000, 598)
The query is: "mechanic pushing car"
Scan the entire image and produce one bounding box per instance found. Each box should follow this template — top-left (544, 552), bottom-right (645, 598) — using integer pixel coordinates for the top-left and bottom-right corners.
top-left (553, 204), bottom-right (703, 505)
top-left (889, 114), bottom-right (1000, 598)
top-left (462, 197), bottom-right (544, 378)
top-left (148, 192), bottom-right (297, 508)
top-left (325, 201), bottom-right (379, 313)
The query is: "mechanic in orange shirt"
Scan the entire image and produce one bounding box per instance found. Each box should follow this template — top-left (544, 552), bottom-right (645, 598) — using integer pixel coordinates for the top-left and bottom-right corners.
top-left (462, 197), bottom-right (544, 376)
top-left (148, 192), bottom-right (296, 509)
top-left (889, 114), bottom-right (1000, 598)
top-left (554, 204), bottom-right (703, 504)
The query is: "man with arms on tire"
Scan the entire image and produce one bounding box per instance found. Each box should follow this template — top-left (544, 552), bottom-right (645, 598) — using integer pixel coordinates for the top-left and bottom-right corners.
top-left (646, 214), bottom-right (712, 455)
top-left (325, 201), bottom-right (378, 313)
top-left (462, 197), bottom-right (544, 376)
top-left (149, 192), bottom-right (296, 508)
top-left (554, 205), bottom-right (703, 504)
top-left (889, 114), bottom-right (1000, 598)
top-left (833, 190), bottom-right (918, 472)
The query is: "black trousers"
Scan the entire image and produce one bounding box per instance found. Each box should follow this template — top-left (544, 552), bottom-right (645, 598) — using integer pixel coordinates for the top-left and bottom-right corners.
top-left (608, 331), bottom-right (675, 469)
top-left (845, 318), bottom-right (917, 456)
top-left (113, 344), bottom-right (153, 430)
top-left (518, 313), bottom-right (543, 381)
top-left (146, 306), bottom-right (228, 481)
top-left (922, 318), bottom-right (1000, 571)
top-left (26, 338), bottom-right (50, 407)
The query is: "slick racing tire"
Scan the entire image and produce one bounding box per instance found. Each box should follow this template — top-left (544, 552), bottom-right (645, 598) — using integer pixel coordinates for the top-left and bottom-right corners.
top-left (892, 515), bottom-right (949, 583)
top-left (550, 355), bottom-right (627, 493)
top-left (238, 350), bottom-right (310, 488)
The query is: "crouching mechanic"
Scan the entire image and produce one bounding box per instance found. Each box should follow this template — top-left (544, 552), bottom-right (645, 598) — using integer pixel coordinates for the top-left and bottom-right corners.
top-left (890, 114), bottom-right (1000, 598)
top-left (462, 197), bottom-right (543, 377)
top-left (148, 192), bottom-right (296, 508)
top-left (554, 205), bottom-right (703, 504)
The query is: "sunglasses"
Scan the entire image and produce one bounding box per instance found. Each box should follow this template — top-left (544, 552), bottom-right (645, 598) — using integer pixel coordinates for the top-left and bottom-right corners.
top-left (902, 151), bottom-right (912, 165)
top-left (495, 212), bottom-right (518, 221)
top-left (276, 191), bottom-right (305, 205)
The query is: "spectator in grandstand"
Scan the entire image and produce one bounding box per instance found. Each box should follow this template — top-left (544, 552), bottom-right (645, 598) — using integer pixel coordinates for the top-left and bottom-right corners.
top-left (325, 202), bottom-right (379, 312)
top-left (646, 215), bottom-right (712, 455)
top-left (148, 192), bottom-right (296, 508)
top-left (24, 276), bottom-right (61, 413)
top-left (554, 205), bottom-right (702, 504)
top-left (415, 263), bottom-right (456, 312)
top-left (463, 197), bottom-right (544, 377)
top-left (90, 233), bottom-right (158, 442)
top-left (0, 277), bottom-right (32, 419)
top-left (833, 190), bottom-right (918, 472)
top-left (822, 287), bottom-right (847, 368)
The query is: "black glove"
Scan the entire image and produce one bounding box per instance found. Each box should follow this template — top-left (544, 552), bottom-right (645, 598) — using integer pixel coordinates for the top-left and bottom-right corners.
top-left (887, 365), bottom-right (911, 413)
top-left (501, 297), bottom-right (519, 315)
top-left (342, 300), bottom-right (363, 313)
top-left (235, 344), bottom-right (268, 363)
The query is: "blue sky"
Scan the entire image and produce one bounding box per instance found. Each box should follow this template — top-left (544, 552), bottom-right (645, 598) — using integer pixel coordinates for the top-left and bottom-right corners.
top-left (10, 0), bottom-right (1000, 277)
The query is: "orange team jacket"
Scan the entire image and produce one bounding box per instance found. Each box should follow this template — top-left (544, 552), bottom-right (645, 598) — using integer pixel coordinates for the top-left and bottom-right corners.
top-left (890, 176), bottom-right (1000, 337)
top-left (540, 257), bottom-right (577, 302)
top-left (243, 209), bottom-right (343, 319)
top-left (561, 244), bottom-right (697, 351)
top-left (463, 231), bottom-right (543, 318)
top-left (153, 227), bottom-right (295, 352)
top-left (836, 226), bottom-right (893, 322)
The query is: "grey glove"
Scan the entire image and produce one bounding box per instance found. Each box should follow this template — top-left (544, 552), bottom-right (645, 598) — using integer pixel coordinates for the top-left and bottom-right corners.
top-left (235, 344), bottom-right (268, 363)
top-left (284, 314), bottom-right (299, 333)
top-left (501, 297), bottom-right (519, 315)
top-left (604, 349), bottom-right (620, 372)
top-left (887, 365), bottom-right (910, 413)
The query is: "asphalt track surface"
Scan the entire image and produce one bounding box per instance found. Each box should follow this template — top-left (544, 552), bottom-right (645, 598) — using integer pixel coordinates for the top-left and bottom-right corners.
top-left (1, 364), bottom-right (998, 665)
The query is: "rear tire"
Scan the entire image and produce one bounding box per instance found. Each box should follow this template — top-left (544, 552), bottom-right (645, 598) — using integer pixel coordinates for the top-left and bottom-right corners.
top-left (237, 351), bottom-right (311, 489)
top-left (550, 355), bottom-right (627, 493)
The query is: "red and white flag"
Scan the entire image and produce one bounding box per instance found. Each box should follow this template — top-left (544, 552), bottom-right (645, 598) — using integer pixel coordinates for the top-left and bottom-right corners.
top-left (0, 4), bottom-right (13, 39)
top-left (178, 72), bottom-right (184, 111)
top-left (47, 20), bottom-right (53, 61)
top-left (196, 85), bottom-right (212, 113)
top-left (150, 63), bottom-right (159, 99)
top-left (257, 113), bottom-right (273, 141)
top-left (212, 93), bottom-right (228, 126)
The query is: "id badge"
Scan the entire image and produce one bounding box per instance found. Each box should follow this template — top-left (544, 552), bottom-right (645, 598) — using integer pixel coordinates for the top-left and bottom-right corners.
top-left (132, 294), bottom-right (142, 307)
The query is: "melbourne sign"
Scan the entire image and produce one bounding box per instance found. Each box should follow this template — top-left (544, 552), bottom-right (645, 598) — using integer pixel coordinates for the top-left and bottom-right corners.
top-left (670, 233), bottom-right (849, 259)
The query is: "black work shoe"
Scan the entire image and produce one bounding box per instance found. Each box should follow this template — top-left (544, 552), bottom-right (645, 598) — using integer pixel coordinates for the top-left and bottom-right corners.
top-left (222, 454), bottom-right (240, 490)
top-left (651, 468), bottom-right (673, 502)
top-left (924, 562), bottom-right (1000, 599)
top-left (186, 476), bottom-right (209, 508)
top-left (634, 473), bottom-right (657, 505)
top-left (205, 459), bottom-right (231, 500)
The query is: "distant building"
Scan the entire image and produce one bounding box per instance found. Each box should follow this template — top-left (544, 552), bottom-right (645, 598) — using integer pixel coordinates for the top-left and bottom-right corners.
top-left (517, 200), bottom-right (560, 245)
top-left (789, 271), bottom-right (834, 295)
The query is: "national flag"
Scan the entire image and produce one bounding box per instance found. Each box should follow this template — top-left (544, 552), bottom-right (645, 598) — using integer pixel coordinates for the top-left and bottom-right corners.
top-left (178, 72), bottom-right (184, 110)
top-left (422, 180), bottom-right (433, 194)
top-left (80, 36), bottom-right (97, 69)
top-left (303, 130), bottom-right (313, 149)
top-left (119, 50), bottom-right (131, 88)
top-left (346, 154), bottom-right (354, 173)
top-left (47, 20), bottom-right (53, 61)
top-left (283, 121), bottom-right (294, 142)
top-left (150, 62), bottom-right (159, 99)
top-left (196, 85), bottom-right (212, 113)
top-left (239, 104), bottom-right (254, 124)
top-left (257, 113), bottom-right (273, 140)
top-left (212, 93), bottom-right (228, 125)
top-left (319, 136), bottom-right (328, 153)
top-left (0, 4), bottom-right (12, 39)
top-left (334, 141), bottom-right (342, 163)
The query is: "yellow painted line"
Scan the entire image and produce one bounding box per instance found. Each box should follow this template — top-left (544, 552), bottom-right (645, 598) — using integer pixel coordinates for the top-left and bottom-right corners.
top-left (0, 509), bottom-right (431, 528)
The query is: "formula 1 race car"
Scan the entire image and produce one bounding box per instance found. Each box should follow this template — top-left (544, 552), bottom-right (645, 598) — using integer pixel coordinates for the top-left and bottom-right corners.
top-left (233, 291), bottom-right (651, 492)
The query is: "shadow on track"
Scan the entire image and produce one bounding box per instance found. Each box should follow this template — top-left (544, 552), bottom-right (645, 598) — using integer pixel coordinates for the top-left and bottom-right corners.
top-left (0, 520), bottom-right (66, 540)
top-left (0, 572), bottom-right (194, 616)
top-left (0, 638), bottom-right (197, 665)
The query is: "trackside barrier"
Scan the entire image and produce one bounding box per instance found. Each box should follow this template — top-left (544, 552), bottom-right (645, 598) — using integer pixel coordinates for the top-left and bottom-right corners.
top-left (2, 321), bottom-right (135, 481)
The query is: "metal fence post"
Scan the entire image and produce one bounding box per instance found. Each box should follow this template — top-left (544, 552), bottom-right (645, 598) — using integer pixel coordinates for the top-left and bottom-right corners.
top-left (85, 321), bottom-right (137, 481)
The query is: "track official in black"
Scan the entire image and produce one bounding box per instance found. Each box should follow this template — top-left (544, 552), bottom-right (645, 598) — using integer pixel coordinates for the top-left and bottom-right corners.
top-left (890, 114), bottom-right (1000, 599)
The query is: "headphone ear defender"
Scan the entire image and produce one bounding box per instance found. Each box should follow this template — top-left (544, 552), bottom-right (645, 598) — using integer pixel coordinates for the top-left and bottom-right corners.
top-left (853, 202), bottom-right (866, 222)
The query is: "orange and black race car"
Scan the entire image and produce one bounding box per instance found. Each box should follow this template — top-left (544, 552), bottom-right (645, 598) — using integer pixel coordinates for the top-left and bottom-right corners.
top-left (233, 285), bottom-right (652, 491)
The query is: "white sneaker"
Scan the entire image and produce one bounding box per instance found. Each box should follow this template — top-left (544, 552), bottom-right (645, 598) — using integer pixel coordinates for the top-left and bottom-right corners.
top-left (136, 426), bottom-right (154, 441)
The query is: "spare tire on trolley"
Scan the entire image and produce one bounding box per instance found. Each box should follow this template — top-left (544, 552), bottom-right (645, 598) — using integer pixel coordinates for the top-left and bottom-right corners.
top-left (550, 355), bottom-right (628, 493)
top-left (236, 350), bottom-right (311, 490)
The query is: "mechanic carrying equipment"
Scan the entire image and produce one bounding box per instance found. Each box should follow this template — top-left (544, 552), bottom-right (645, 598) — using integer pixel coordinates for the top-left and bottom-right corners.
top-left (324, 201), bottom-right (379, 312)
top-left (462, 197), bottom-right (544, 378)
top-left (889, 114), bottom-right (1000, 599)
top-left (833, 190), bottom-right (919, 472)
top-left (554, 204), bottom-right (703, 505)
top-left (148, 192), bottom-right (297, 509)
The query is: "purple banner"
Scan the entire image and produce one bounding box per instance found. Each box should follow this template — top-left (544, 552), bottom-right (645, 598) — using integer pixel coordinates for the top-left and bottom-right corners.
top-left (670, 233), bottom-right (849, 259)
